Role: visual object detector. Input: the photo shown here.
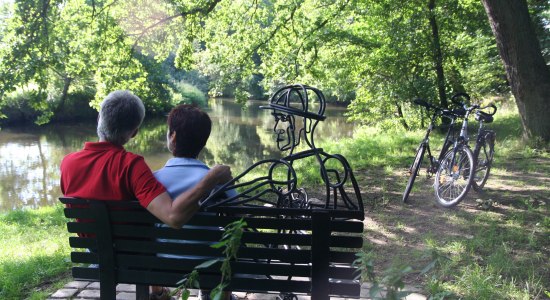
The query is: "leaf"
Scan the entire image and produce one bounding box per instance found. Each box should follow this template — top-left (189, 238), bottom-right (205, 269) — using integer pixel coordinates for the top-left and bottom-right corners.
top-left (210, 241), bottom-right (227, 249)
top-left (420, 260), bottom-right (437, 275)
top-left (181, 290), bottom-right (190, 300)
top-left (369, 283), bottom-right (382, 298)
top-left (195, 258), bottom-right (222, 269)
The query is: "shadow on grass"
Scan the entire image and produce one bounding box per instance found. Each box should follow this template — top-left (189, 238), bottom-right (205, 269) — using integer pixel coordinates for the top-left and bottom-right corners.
top-left (352, 152), bottom-right (549, 299)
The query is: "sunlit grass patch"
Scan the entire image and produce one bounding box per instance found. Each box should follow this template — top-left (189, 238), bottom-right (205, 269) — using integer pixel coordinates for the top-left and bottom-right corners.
top-left (449, 264), bottom-right (536, 299)
top-left (446, 214), bottom-right (468, 226)
top-left (0, 205), bottom-right (71, 299)
top-left (422, 209), bottom-right (549, 298)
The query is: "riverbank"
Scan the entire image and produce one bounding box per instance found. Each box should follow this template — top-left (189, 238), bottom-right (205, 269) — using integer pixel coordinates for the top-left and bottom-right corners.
top-left (1, 108), bottom-right (548, 299)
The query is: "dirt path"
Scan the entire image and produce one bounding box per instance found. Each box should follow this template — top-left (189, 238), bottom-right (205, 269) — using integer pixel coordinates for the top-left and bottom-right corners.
top-left (353, 154), bottom-right (550, 292)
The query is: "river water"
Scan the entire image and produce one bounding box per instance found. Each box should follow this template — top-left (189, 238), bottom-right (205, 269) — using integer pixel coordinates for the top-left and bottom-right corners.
top-left (0, 99), bottom-right (355, 211)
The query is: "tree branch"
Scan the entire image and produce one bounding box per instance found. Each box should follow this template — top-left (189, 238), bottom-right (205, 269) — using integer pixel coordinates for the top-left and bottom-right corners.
top-left (130, 0), bottom-right (222, 51)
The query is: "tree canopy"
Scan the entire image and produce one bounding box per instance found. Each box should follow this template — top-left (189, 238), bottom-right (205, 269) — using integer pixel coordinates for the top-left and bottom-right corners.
top-left (0, 0), bottom-right (548, 142)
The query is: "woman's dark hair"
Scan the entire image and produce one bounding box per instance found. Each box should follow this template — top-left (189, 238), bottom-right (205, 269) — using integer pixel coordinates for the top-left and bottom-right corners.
top-left (167, 104), bottom-right (212, 158)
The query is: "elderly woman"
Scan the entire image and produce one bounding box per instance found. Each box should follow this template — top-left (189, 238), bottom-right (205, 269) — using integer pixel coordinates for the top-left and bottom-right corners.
top-left (151, 104), bottom-right (235, 300)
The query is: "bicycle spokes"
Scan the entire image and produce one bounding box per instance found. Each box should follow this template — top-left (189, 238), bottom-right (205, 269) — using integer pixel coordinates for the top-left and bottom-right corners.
top-left (434, 147), bottom-right (474, 207)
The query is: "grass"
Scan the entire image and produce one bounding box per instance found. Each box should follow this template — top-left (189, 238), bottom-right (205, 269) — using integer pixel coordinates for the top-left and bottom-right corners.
top-left (0, 205), bottom-right (72, 299)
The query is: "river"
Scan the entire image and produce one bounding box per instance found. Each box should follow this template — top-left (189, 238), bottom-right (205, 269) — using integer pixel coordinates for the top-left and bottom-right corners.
top-left (0, 98), bottom-right (356, 211)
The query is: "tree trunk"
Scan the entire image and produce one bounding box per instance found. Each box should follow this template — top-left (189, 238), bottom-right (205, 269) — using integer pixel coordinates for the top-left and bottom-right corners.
top-left (482, 0), bottom-right (550, 143)
top-left (56, 76), bottom-right (72, 113)
top-left (428, 0), bottom-right (447, 109)
top-left (395, 101), bottom-right (410, 130)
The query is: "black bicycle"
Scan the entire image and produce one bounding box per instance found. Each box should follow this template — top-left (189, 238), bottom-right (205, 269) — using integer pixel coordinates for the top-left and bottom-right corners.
top-left (451, 99), bottom-right (497, 192)
top-left (433, 93), bottom-right (477, 207)
top-left (402, 97), bottom-right (465, 204)
top-left (432, 93), bottom-right (500, 206)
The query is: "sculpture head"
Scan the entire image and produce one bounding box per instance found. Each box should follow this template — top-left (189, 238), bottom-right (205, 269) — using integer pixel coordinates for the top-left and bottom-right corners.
top-left (261, 84), bottom-right (326, 152)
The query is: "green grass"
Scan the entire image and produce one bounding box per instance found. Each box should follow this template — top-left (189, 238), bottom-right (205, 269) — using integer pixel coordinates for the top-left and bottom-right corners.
top-left (0, 205), bottom-right (72, 299)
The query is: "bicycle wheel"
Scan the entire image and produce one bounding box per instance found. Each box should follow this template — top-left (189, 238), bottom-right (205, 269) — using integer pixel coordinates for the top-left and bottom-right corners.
top-left (434, 146), bottom-right (474, 207)
top-left (472, 131), bottom-right (495, 192)
top-left (403, 143), bottom-right (426, 203)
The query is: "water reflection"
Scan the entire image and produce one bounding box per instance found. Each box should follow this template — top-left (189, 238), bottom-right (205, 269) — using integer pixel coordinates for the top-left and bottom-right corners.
top-left (0, 99), bottom-right (355, 211)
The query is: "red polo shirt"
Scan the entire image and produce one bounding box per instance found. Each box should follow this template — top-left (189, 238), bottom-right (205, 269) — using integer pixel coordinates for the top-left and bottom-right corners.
top-left (60, 142), bottom-right (166, 207)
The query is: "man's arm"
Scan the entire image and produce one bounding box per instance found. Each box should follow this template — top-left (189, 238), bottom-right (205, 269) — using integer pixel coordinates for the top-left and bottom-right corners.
top-left (146, 165), bottom-right (232, 228)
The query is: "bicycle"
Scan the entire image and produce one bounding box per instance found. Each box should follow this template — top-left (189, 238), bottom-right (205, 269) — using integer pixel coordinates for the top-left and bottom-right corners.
top-left (402, 97), bottom-right (465, 204)
top-left (450, 98), bottom-right (497, 192)
top-left (433, 93), bottom-right (498, 207)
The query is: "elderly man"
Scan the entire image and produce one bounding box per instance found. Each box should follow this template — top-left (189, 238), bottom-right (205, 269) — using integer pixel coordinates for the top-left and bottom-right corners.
top-left (60, 90), bottom-right (232, 229)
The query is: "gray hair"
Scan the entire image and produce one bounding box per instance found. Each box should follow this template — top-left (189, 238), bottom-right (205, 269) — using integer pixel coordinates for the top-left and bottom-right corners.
top-left (97, 90), bottom-right (146, 145)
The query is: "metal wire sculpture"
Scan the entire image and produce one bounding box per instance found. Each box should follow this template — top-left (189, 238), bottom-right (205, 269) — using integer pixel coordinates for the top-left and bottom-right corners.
top-left (202, 84), bottom-right (364, 213)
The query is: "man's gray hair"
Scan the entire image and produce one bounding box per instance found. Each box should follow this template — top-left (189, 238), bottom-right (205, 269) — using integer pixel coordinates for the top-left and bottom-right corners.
top-left (97, 90), bottom-right (146, 145)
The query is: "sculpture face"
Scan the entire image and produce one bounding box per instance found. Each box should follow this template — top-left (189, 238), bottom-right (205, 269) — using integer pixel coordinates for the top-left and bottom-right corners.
top-left (272, 111), bottom-right (295, 151)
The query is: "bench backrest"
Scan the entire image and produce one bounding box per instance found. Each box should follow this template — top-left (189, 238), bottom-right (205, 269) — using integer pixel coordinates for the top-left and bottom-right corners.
top-left (61, 197), bottom-right (364, 299)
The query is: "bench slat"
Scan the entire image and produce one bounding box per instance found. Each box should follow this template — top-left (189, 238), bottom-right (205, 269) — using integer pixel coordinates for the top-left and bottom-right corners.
top-left (67, 224), bottom-right (362, 249)
top-left (329, 282), bottom-right (361, 298)
top-left (331, 235), bottom-right (363, 248)
top-left (113, 240), bottom-right (312, 264)
top-left (67, 238), bottom-right (358, 264)
top-left (69, 237), bottom-right (96, 249)
top-left (116, 255), bottom-right (312, 277)
top-left (72, 267), bottom-right (99, 281)
top-left (205, 206), bottom-right (365, 220)
top-left (67, 222), bottom-right (97, 234)
top-left (329, 251), bottom-right (358, 263)
top-left (103, 211), bottom-right (364, 233)
top-left (71, 252), bottom-right (98, 264)
top-left (111, 225), bottom-right (314, 246)
top-left (117, 269), bottom-right (313, 294)
top-left (328, 266), bottom-right (358, 280)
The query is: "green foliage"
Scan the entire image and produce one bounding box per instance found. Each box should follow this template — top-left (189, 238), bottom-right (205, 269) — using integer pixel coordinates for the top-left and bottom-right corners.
top-left (2, 0), bottom-right (547, 130)
top-left (210, 219), bottom-right (246, 281)
top-left (353, 251), bottom-right (376, 283)
top-left (174, 270), bottom-right (200, 299)
top-left (155, 0), bottom-right (509, 129)
top-left (177, 219), bottom-right (247, 300)
top-left (0, 0), bottom-right (208, 123)
top-left (353, 250), bottom-right (413, 300)
top-left (0, 88), bottom-right (49, 124)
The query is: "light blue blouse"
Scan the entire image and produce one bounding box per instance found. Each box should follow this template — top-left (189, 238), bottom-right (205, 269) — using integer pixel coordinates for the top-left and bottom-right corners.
top-left (154, 157), bottom-right (233, 259)
top-left (154, 157), bottom-right (211, 199)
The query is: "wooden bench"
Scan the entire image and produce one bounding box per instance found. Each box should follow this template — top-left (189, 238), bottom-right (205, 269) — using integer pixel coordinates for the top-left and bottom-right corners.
top-left (60, 197), bottom-right (364, 299)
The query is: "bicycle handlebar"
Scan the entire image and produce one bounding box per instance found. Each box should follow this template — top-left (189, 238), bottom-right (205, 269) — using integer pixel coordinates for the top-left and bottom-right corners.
top-left (451, 92), bottom-right (470, 105)
top-left (413, 98), bottom-right (464, 118)
top-left (479, 103), bottom-right (497, 116)
top-left (449, 93), bottom-right (497, 116)
top-left (413, 94), bottom-right (497, 124)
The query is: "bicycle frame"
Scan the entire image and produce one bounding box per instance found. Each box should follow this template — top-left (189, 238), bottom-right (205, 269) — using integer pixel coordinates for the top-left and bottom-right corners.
top-left (422, 110), bottom-right (459, 175)
top-left (472, 115), bottom-right (495, 155)
top-left (452, 102), bottom-right (496, 165)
